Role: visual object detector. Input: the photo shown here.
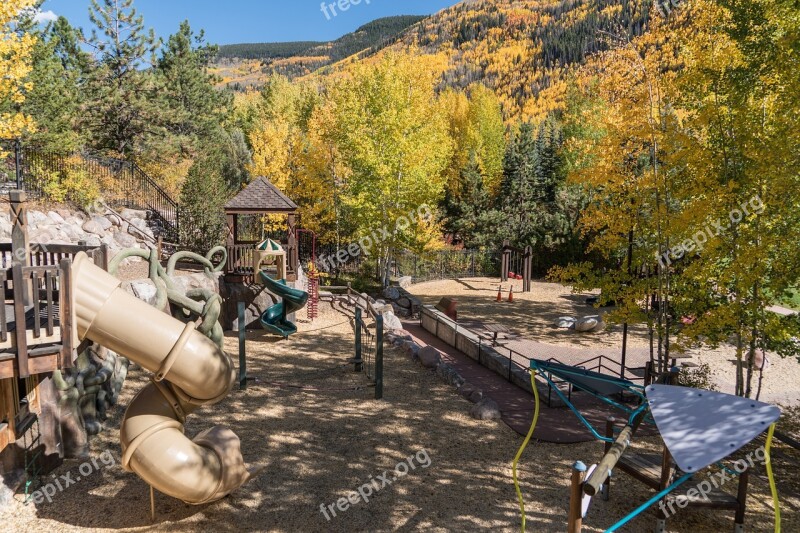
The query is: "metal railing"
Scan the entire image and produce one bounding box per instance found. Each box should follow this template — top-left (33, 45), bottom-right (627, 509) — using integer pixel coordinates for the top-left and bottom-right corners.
top-left (345, 288), bottom-right (384, 400)
top-left (1, 140), bottom-right (181, 244)
top-left (420, 305), bottom-right (647, 400)
top-left (392, 249), bottom-right (501, 283)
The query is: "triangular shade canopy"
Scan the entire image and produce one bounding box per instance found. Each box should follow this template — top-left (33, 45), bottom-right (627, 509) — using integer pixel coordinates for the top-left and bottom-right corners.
top-left (646, 385), bottom-right (781, 472)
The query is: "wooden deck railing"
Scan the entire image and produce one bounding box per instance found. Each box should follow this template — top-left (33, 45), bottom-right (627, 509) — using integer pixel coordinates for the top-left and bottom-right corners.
top-left (0, 242), bottom-right (108, 271)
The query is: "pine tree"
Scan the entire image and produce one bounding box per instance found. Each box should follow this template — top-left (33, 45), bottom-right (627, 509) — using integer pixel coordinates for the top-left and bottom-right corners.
top-left (156, 20), bottom-right (231, 152)
top-left (179, 144), bottom-right (232, 252)
top-left (82, 0), bottom-right (161, 157)
top-left (22, 17), bottom-right (87, 151)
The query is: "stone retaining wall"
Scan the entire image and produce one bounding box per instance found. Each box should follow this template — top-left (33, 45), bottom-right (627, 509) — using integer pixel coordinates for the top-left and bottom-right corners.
top-left (420, 305), bottom-right (534, 394)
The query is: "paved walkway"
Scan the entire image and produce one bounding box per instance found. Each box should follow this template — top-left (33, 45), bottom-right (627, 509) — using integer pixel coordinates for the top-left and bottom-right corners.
top-left (402, 321), bottom-right (656, 443)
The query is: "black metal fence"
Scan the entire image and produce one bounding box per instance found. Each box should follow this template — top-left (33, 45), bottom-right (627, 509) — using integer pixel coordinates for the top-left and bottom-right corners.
top-left (0, 140), bottom-right (180, 243)
top-left (392, 249), bottom-right (501, 283)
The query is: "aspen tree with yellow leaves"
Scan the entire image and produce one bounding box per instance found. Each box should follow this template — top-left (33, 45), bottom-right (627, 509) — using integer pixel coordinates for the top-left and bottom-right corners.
top-left (0, 0), bottom-right (37, 138)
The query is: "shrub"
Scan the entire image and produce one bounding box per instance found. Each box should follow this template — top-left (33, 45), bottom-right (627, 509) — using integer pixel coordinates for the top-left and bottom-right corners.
top-left (676, 362), bottom-right (718, 391)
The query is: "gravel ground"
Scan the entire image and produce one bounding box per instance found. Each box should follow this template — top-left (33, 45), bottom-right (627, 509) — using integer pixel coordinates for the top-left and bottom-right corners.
top-left (1, 297), bottom-right (796, 532)
top-left (406, 277), bottom-right (800, 406)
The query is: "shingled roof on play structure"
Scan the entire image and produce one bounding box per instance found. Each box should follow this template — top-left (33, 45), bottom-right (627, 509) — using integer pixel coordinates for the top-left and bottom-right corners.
top-left (224, 177), bottom-right (298, 213)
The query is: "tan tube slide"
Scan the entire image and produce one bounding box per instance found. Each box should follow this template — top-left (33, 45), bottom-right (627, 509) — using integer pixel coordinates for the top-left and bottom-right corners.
top-left (71, 252), bottom-right (253, 504)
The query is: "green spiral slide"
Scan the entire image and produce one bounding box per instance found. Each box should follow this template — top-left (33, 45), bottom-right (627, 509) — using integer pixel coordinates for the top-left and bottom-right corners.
top-left (258, 272), bottom-right (309, 338)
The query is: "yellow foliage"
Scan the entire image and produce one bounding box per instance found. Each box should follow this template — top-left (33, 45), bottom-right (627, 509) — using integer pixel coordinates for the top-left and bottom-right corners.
top-left (0, 0), bottom-right (37, 138)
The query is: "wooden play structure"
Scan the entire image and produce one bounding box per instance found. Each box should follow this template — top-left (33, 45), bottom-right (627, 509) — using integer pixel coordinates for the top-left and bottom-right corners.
top-left (0, 192), bottom-right (108, 484)
top-left (500, 241), bottom-right (532, 292)
top-left (224, 177), bottom-right (299, 283)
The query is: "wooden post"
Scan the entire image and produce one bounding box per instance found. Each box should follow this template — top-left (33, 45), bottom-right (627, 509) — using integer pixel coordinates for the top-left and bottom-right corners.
top-left (584, 410), bottom-right (647, 496)
top-left (523, 246), bottom-right (532, 293)
top-left (501, 240), bottom-right (510, 282)
top-left (13, 264), bottom-right (29, 377)
top-left (60, 259), bottom-right (74, 369)
top-left (287, 213), bottom-right (298, 281)
top-left (568, 461), bottom-right (587, 533)
top-left (238, 301), bottom-right (247, 390)
top-left (10, 191), bottom-right (31, 306)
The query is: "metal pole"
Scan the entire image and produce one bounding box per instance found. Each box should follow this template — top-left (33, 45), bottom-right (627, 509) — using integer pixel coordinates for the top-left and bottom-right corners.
top-left (238, 301), bottom-right (247, 390)
top-left (354, 307), bottom-right (363, 372)
top-left (621, 229), bottom-right (634, 378)
top-left (375, 314), bottom-right (383, 400)
top-left (14, 139), bottom-right (22, 190)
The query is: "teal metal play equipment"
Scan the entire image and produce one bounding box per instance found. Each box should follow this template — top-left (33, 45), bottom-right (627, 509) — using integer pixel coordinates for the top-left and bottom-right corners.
top-left (258, 272), bottom-right (309, 338)
top-left (512, 358), bottom-right (782, 533)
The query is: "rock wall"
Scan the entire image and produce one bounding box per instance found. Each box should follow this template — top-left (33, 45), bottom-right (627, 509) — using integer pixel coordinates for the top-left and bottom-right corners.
top-left (0, 206), bottom-right (155, 258)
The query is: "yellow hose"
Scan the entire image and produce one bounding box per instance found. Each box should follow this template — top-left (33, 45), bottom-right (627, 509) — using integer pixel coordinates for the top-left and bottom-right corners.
top-left (513, 370), bottom-right (540, 533)
top-left (766, 423), bottom-right (780, 533)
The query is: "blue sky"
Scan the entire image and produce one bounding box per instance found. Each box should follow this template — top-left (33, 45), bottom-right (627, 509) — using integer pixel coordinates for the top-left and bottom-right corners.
top-left (39, 0), bottom-right (459, 45)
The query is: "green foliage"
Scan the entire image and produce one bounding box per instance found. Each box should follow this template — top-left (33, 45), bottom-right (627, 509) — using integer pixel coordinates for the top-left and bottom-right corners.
top-left (216, 16), bottom-right (426, 81)
top-left (676, 363), bottom-right (718, 392)
top-left (21, 16), bottom-right (87, 152)
top-left (178, 146), bottom-right (232, 252)
top-left (156, 20), bottom-right (232, 148)
top-left (82, 0), bottom-right (161, 157)
top-left (216, 41), bottom-right (323, 60)
top-left (28, 155), bottom-right (101, 207)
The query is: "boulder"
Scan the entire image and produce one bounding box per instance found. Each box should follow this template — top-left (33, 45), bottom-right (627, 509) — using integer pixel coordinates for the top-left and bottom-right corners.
top-left (120, 208), bottom-right (148, 220)
top-left (436, 363), bottom-right (464, 388)
top-left (47, 211), bottom-right (66, 225)
top-left (383, 286), bottom-right (401, 300)
top-left (82, 219), bottom-right (106, 236)
top-left (555, 316), bottom-right (577, 329)
top-left (61, 224), bottom-right (85, 242)
top-left (575, 316), bottom-right (601, 333)
top-left (83, 235), bottom-right (102, 248)
top-left (418, 346), bottom-right (441, 368)
top-left (0, 218), bottom-right (13, 239)
top-left (470, 398), bottom-right (501, 420)
top-left (130, 217), bottom-right (147, 231)
top-left (172, 271), bottom-right (222, 296)
top-left (28, 210), bottom-right (49, 225)
top-left (122, 280), bottom-right (160, 307)
top-left (398, 276), bottom-right (413, 288)
top-left (92, 216), bottom-right (113, 231)
top-left (382, 311), bottom-right (403, 331)
top-left (468, 389), bottom-right (484, 403)
top-left (459, 382), bottom-right (477, 401)
top-left (113, 231), bottom-right (138, 249)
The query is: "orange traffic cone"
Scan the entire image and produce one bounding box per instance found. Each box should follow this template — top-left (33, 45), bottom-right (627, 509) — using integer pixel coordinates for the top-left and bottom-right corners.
top-left (508, 285), bottom-right (514, 303)
top-left (497, 285), bottom-right (503, 302)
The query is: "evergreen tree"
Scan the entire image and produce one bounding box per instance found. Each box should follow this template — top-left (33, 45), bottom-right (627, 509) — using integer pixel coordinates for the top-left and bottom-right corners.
top-left (156, 20), bottom-right (232, 152)
top-left (443, 153), bottom-right (493, 248)
top-left (179, 144), bottom-right (232, 252)
top-left (82, 0), bottom-right (161, 157)
top-left (23, 17), bottom-right (87, 151)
